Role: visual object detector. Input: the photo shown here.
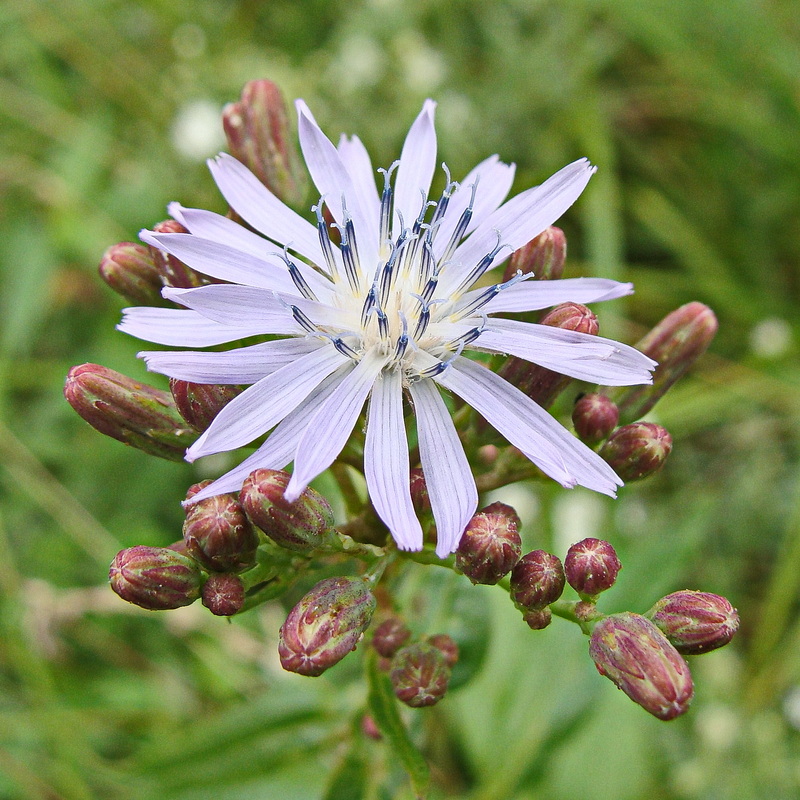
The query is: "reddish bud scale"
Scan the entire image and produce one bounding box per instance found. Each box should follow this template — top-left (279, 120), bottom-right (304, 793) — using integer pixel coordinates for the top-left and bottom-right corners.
top-left (150, 220), bottom-right (207, 288)
top-left (564, 538), bottom-right (622, 598)
top-left (390, 642), bottom-right (451, 708)
top-left (647, 590), bottom-right (739, 655)
top-left (572, 393), bottom-right (619, 445)
top-left (98, 242), bottom-right (164, 305)
top-left (109, 546), bottom-right (202, 610)
top-left (170, 379), bottom-right (243, 432)
top-left (240, 469), bottom-right (335, 551)
top-left (202, 573), bottom-right (246, 616)
top-left (278, 577), bottom-right (376, 677)
top-left (498, 303), bottom-right (599, 409)
top-left (589, 613), bottom-right (694, 721)
top-left (502, 226), bottom-right (567, 282)
top-left (409, 467), bottom-right (431, 514)
top-left (523, 608), bottom-right (552, 630)
top-left (455, 502), bottom-right (522, 585)
top-left (64, 364), bottom-right (195, 461)
top-left (510, 550), bottom-right (566, 610)
top-left (372, 618), bottom-right (412, 658)
top-left (599, 423), bottom-right (672, 482)
top-left (427, 634), bottom-right (459, 668)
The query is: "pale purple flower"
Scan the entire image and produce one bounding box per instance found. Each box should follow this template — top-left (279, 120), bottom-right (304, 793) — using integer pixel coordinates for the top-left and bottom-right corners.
top-left (122, 99), bottom-right (655, 557)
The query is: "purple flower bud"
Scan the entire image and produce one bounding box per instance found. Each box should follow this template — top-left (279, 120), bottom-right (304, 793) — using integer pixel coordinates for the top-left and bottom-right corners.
top-left (503, 226), bottom-right (567, 282)
top-left (607, 303), bottom-right (718, 425)
top-left (589, 613), bottom-right (694, 720)
top-left (390, 642), bottom-right (451, 708)
top-left (565, 538), bottom-right (622, 598)
top-left (455, 502), bottom-right (522, 585)
top-left (600, 422), bottom-right (672, 482)
top-left (361, 715), bottom-right (382, 740)
top-left (522, 608), bottom-right (552, 630)
top-left (169, 379), bottom-right (243, 432)
top-left (499, 303), bottom-right (599, 408)
top-left (202, 573), bottom-right (246, 616)
top-left (109, 546), bottom-right (202, 610)
top-left (240, 469), bottom-right (335, 552)
top-left (646, 590), bottom-right (739, 655)
top-left (149, 220), bottom-right (207, 288)
top-left (183, 483), bottom-right (258, 572)
top-left (409, 467), bottom-right (430, 514)
top-left (278, 577), bottom-right (376, 676)
top-left (427, 634), bottom-right (460, 668)
top-left (64, 364), bottom-right (195, 461)
top-left (222, 80), bottom-right (308, 207)
top-left (572, 393), bottom-right (620, 445)
top-left (510, 550), bottom-right (566, 610)
top-left (372, 618), bottom-right (412, 658)
top-left (98, 242), bottom-right (164, 305)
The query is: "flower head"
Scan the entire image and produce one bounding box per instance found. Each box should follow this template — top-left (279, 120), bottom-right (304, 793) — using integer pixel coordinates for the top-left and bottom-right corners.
top-left (122, 100), bottom-right (655, 557)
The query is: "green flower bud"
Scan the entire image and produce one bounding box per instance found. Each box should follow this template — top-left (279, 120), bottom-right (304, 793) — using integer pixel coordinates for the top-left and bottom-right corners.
top-left (572, 393), bottom-right (619, 445)
top-left (240, 469), bottom-right (335, 552)
top-left (564, 538), bottom-right (622, 599)
top-left (222, 80), bottom-right (308, 207)
top-left (202, 573), bottom-right (246, 616)
top-left (455, 502), bottom-right (522, 585)
top-left (589, 613), bottom-right (694, 721)
top-left (646, 590), bottom-right (739, 655)
top-left (503, 226), bottom-right (566, 282)
top-left (427, 634), bottom-right (459, 669)
top-left (149, 219), bottom-right (207, 288)
top-left (183, 482), bottom-right (258, 572)
top-left (390, 642), bottom-right (451, 708)
top-left (98, 242), bottom-right (164, 305)
top-left (599, 422), bottom-right (672, 482)
top-left (64, 364), bottom-right (195, 461)
top-left (498, 303), bottom-right (599, 408)
top-left (510, 550), bottom-right (566, 610)
top-left (606, 303), bottom-right (718, 425)
top-left (372, 618), bottom-right (412, 659)
top-left (169, 379), bottom-right (243, 432)
top-left (109, 545), bottom-right (202, 610)
top-left (278, 577), bottom-right (376, 677)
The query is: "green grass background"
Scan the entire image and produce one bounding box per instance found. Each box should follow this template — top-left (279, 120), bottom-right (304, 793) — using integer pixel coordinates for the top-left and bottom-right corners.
top-left (2, 0), bottom-right (800, 797)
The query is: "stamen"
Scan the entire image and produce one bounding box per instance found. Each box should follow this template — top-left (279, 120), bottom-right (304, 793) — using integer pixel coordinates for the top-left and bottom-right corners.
top-left (280, 246), bottom-right (318, 301)
top-left (428, 163), bottom-right (458, 236)
top-left (452, 233), bottom-right (513, 297)
top-left (437, 178), bottom-right (478, 267)
top-left (376, 308), bottom-right (389, 340)
top-left (377, 161), bottom-right (400, 251)
top-left (313, 201), bottom-right (339, 280)
top-left (361, 284), bottom-right (377, 328)
top-left (334, 212), bottom-right (361, 294)
top-left (289, 304), bottom-right (318, 333)
top-left (394, 312), bottom-right (409, 360)
top-left (448, 271), bottom-right (529, 321)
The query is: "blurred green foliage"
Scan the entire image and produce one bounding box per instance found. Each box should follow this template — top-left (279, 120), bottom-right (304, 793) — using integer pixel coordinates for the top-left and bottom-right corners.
top-left (2, 0), bottom-right (800, 797)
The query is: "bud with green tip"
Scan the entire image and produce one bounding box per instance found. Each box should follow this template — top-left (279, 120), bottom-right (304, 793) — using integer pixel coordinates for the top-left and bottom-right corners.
top-left (64, 363), bottom-right (195, 461)
top-left (427, 634), bottom-right (459, 668)
top-left (606, 302), bottom-right (718, 425)
top-left (455, 502), bottom-right (522, 585)
top-left (149, 219), bottom-right (207, 288)
top-left (98, 242), bottom-right (164, 305)
top-left (572, 393), bottom-right (619, 445)
top-left (372, 618), bottom-right (412, 658)
top-left (646, 590), bottom-right (739, 655)
top-left (599, 422), bottom-right (672, 482)
top-left (589, 612), bottom-right (694, 720)
top-left (240, 469), bottom-right (335, 552)
top-left (510, 550), bottom-right (566, 610)
top-left (278, 577), bottom-right (376, 676)
top-left (109, 546), bottom-right (203, 610)
top-left (222, 79), bottom-right (308, 207)
top-left (183, 483), bottom-right (258, 572)
top-left (390, 642), bottom-right (451, 708)
top-left (498, 303), bottom-right (599, 409)
top-left (564, 538), bottom-right (622, 599)
top-left (202, 573), bottom-right (246, 616)
top-left (503, 226), bottom-right (566, 283)
top-left (170, 379), bottom-right (242, 432)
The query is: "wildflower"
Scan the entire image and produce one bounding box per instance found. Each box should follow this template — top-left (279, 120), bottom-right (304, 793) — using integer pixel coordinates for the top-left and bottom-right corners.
top-left (122, 100), bottom-right (655, 557)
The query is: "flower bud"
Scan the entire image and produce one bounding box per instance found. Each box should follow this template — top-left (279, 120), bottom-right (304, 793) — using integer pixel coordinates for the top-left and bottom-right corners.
top-left (427, 634), bottom-right (459, 668)
top-left (109, 545), bottom-right (202, 610)
top-left (599, 422), bottom-right (672, 482)
top-left (372, 618), bottom-right (412, 658)
top-left (169, 379), bottom-right (242, 432)
top-left (498, 303), bottom-right (599, 408)
top-left (222, 79), bottom-right (308, 207)
top-left (202, 573), bottom-right (246, 616)
top-left (565, 538), bottom-right (622, 598)
top-left (240, 469), bottom-right (335, 552)
top-left (390, 642), bottom-right (451, 708)
top-left (149, 220), bottom-right (206, 288)
top-left (183, 484), bottom-right (258, 572)
top-left (409, 467), bottom-right (430, 514)
top-left (606, 303), bottom-right (718, 425)
top-left (278, 577), bottom-right (376, 676)
top-left (455, 502), bottom-right (522, 585)
top-left (98, 242), bottom-right (164, 305)
top-left (64, 364), bottom-right (195, 461)
top-left (646, 590), bottom-right (739, 655)
top-left (510, 550), bottom-right (566, 610)
top-left (522, 608), bottom-right (552, 630)
top-left (572, 393), bottom-right (619, 445)
top-left (503, 226), bottom-right (566, 282)
top-left (589, 613), bottom-right (694, 720)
